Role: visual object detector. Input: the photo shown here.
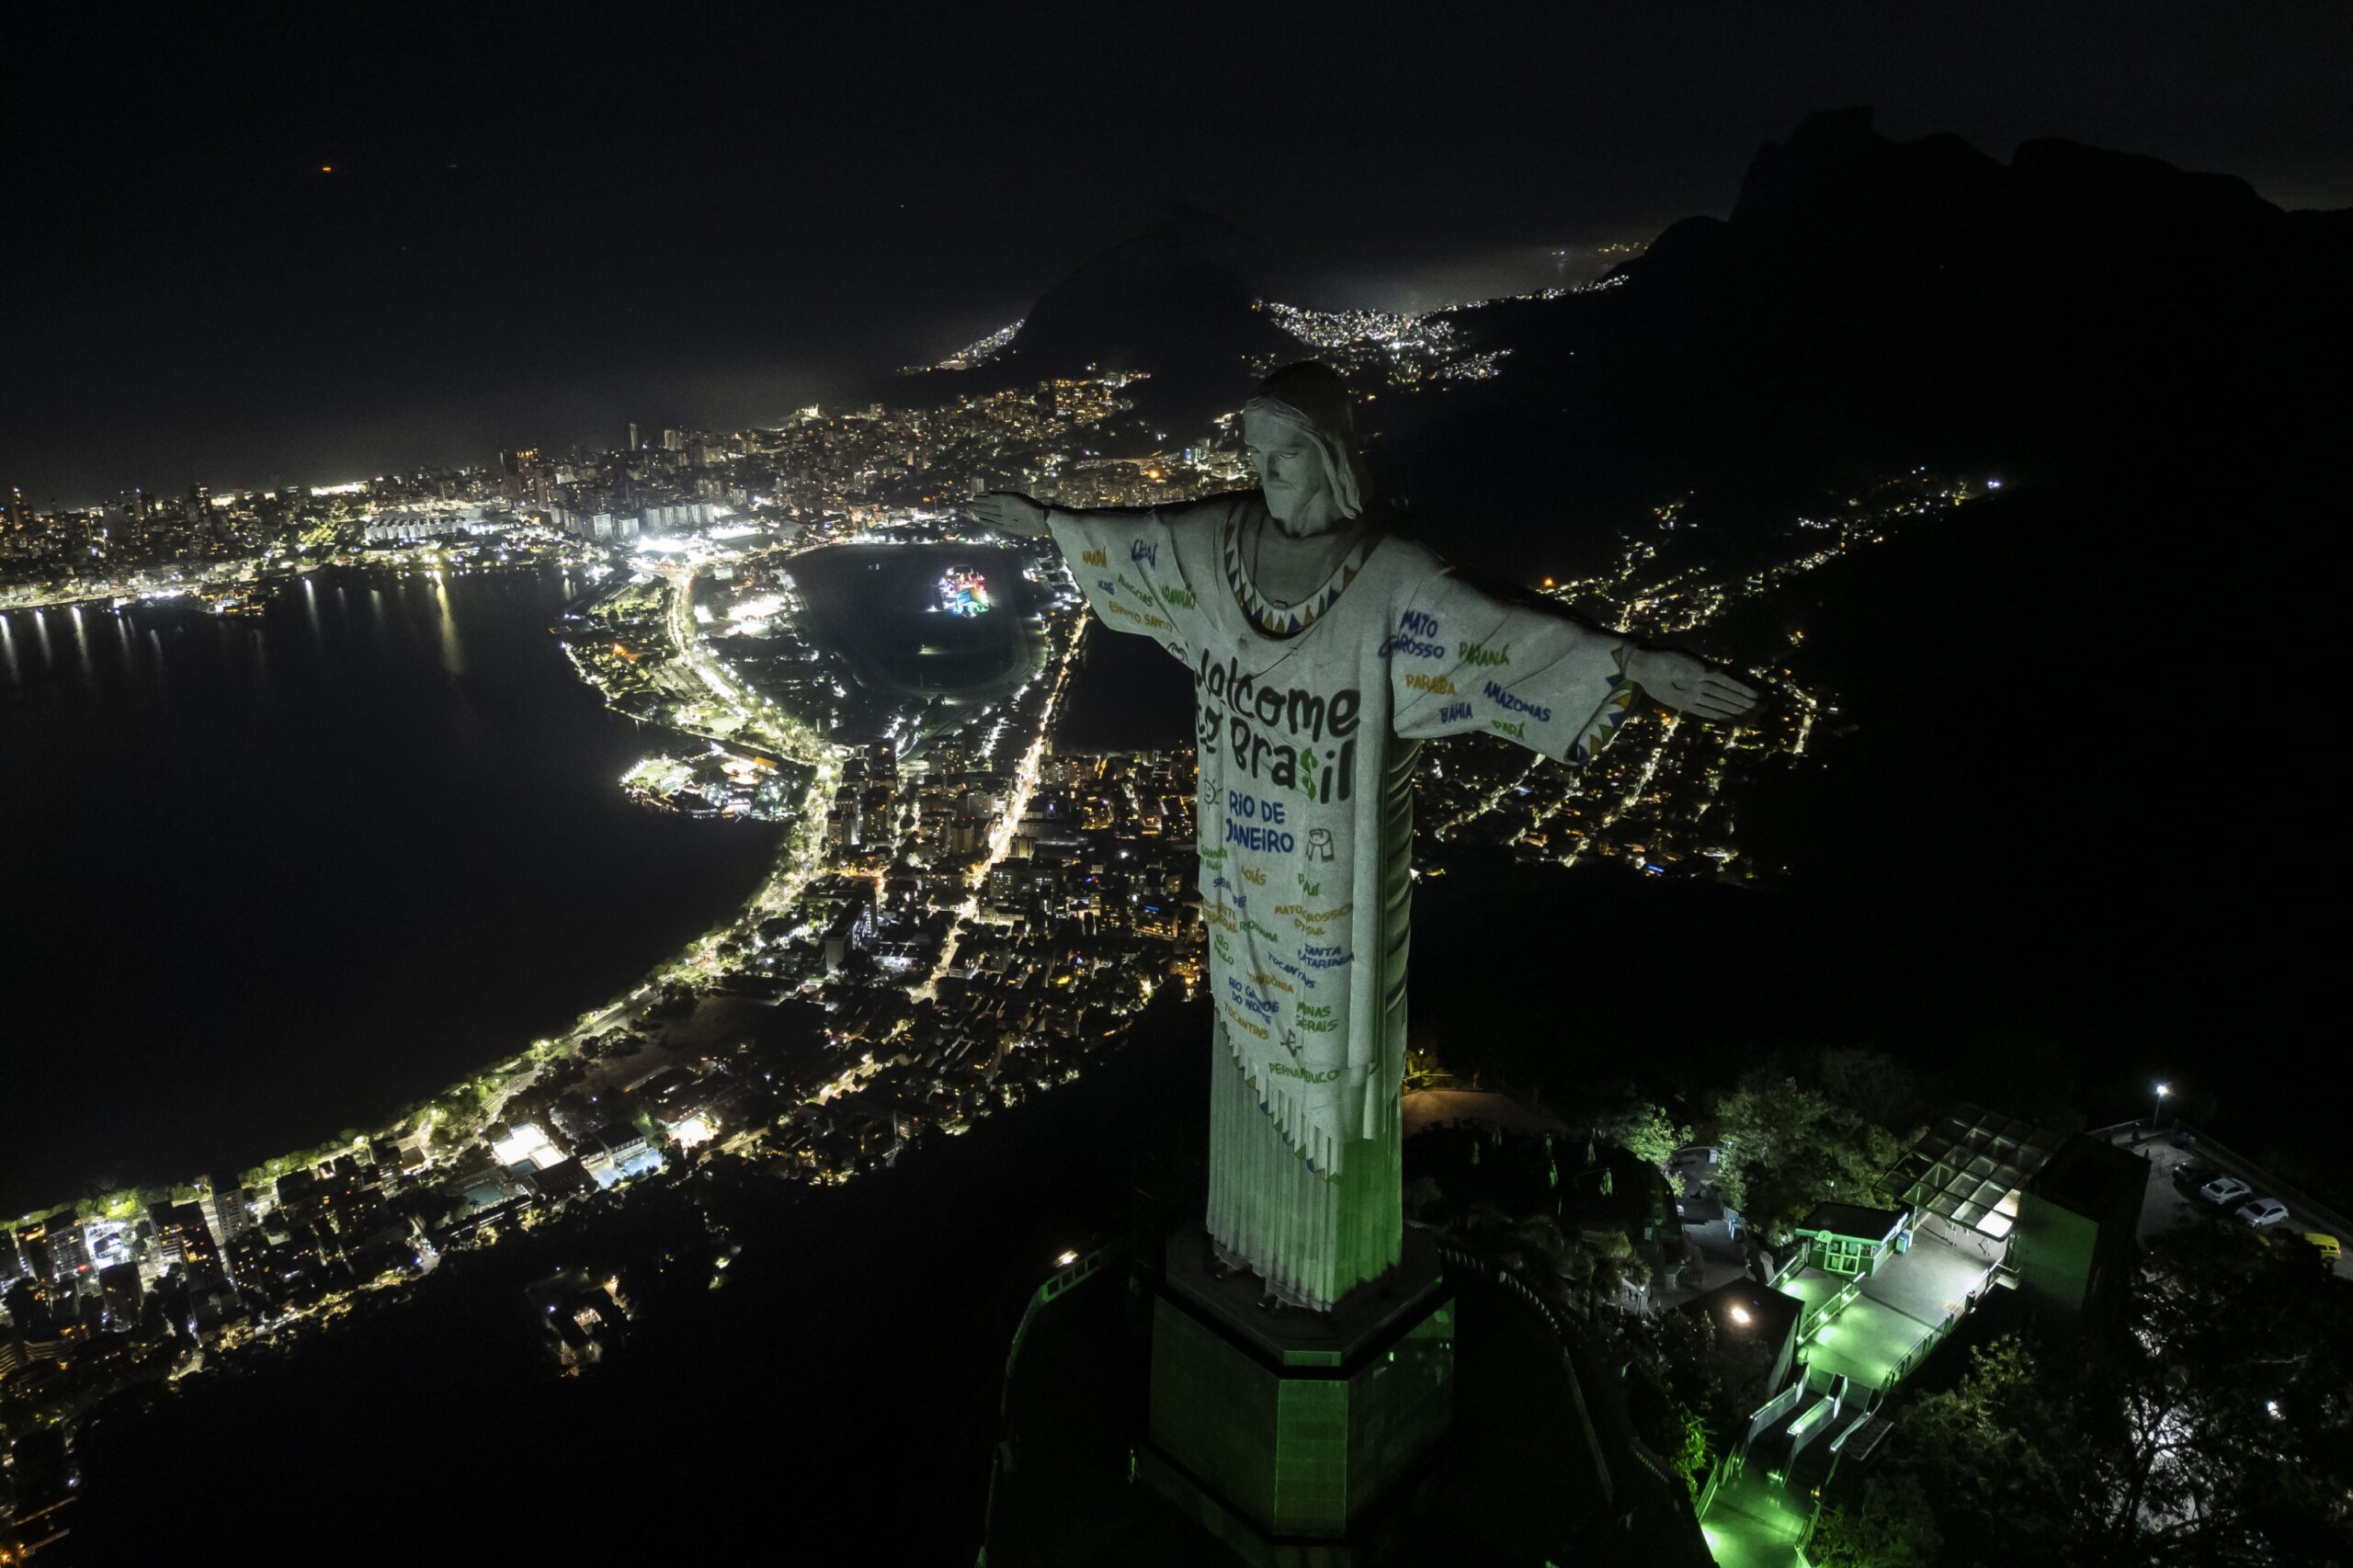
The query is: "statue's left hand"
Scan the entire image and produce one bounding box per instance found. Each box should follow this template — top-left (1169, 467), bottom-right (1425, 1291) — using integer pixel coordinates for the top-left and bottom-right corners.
top-left (1623, 648), bottom-right (1759, 722)
top-left (968, 491), bottom-right (1051, 539)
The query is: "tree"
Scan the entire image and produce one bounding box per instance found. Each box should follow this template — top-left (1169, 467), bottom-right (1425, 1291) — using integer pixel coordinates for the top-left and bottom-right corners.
top-left (1596, 1100), bottom-right (1691, 1169)
top-left (2102, 1221), bottom-right (2353, 1563)
top-left (1810, 1473), bottom-right (1942, 1568)
top-left (1711, 1075), bottom-right (1908, 1240)
top-left (1885, 1335), bottom-right (2097, 1562)
top-left (1849, 1223), bottom-right (2353, 1566)
top-left (1813, 1045), bottom-right (1931, 1131)
top-left (1672, 1407), bottom-right (1712, 1504)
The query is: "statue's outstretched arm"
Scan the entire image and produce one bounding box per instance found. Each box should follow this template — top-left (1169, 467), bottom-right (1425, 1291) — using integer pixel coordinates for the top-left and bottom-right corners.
top-left (1620, 645), bottom-right (1759, 723)
top-left (972, 490), bottom-right (1223, 662)
top-left (966, 490), bottom-right (1233, 540)
top-left (1392, 571), bottom-right (1758, 766)
top-left (966, 491), bottom-right (1053, 538)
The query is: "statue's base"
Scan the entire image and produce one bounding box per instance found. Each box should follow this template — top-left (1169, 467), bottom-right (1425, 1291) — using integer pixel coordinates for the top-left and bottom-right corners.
top-left (977, 1222), bottom-right (1683, 1566)
top-left (1140, 1223), bottom-right (1452, 1561)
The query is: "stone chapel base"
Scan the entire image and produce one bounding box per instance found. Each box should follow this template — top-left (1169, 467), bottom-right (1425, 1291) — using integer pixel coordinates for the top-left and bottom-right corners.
top-left (1139, 1222), bottom-right (1453, 1565)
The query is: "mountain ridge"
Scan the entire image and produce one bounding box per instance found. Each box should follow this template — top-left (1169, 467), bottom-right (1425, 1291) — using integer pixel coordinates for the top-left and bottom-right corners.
top-left (861, 107), bottom-right (2346, 583)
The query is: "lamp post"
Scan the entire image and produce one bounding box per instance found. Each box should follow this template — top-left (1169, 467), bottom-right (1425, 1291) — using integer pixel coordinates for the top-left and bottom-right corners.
top-left (2151, 1082), bottom-right (2171, 1135)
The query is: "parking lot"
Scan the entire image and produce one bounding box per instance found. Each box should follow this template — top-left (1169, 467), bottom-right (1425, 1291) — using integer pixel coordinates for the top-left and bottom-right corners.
top-left (2111, 1126), bottom-right (2349, 1280)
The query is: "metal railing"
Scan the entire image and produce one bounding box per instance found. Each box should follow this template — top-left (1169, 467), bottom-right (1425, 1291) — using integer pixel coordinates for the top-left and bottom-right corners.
top-left (1433, 1239), bottom-right (1619, 1508)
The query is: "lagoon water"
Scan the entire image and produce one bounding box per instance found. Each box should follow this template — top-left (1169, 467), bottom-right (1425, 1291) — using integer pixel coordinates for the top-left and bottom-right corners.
top-left (0, 567), bottom-right (781, 1214)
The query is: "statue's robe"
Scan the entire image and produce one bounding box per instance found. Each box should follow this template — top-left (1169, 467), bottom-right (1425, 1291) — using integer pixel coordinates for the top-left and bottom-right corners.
top-left (1048, 493), bottom-right (1635, 1308)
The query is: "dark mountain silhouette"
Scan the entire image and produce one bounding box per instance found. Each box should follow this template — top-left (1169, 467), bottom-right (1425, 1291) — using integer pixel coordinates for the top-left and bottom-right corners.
top-left (1388, 106), bottom-right (2348, 577)
top-left (1011, 205), bottom-right (1287, 381)
top-left (870, 108), bottom-right (2346, 585)
top-left (873, 205), bottom-right (1294, 424)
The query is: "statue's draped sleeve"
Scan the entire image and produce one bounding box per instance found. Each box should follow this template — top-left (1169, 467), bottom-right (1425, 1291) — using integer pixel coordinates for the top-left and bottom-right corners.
top-left (1388, 567), bottom-right (1637, 765)
top-left (1044, 494), bottom-right (1243, 665)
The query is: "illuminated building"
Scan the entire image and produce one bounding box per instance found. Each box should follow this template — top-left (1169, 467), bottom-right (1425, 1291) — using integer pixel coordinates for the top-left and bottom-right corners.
top-left (594, 1122), bottom-right (649, 1167)
top-left (641, 500), bottom-right (716, 531)
top-left (146, 1202), bottom-right (216, 1274)
top-left (2008, 1136), bottom-right (2147, 1326)
top-left (358, 505), bottom-right (510, 545)
top-left (17, 1214), bottom-right (86, 1287)
top-left (1787, 1202), bottom-right (1906, 1278)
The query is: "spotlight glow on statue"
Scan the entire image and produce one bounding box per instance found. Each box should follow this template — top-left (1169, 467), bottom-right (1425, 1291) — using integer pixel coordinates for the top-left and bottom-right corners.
top-left (970, 362), bottom-right (1757, 1311)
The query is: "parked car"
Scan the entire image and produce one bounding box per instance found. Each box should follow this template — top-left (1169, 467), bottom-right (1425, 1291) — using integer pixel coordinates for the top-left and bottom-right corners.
top-left (2173, 1161), bottom-right (2221, 1196)
top-left (2235, 1198), bottom-right (2290, 1228)
top-left (2303, 1233), bottom-right (2341, 1262)
top-left (2200, 1175), bottom-right (2253, 1206)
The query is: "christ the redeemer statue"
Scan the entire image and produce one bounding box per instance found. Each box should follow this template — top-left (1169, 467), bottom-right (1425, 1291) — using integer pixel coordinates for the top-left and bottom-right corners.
top-left (971, 361), bottom-right (1757, 1312)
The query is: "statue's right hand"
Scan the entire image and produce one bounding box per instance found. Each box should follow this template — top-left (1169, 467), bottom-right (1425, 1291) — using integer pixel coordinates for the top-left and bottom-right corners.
top-left (968, 491), bottom-right (1050, 539)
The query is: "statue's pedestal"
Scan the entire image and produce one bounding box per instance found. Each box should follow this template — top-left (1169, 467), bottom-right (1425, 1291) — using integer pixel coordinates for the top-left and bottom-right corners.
top-left (1141, 1223), bottom-right (1453, 1565)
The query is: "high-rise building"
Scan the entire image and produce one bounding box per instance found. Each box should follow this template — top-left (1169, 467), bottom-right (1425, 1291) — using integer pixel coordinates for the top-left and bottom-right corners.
top-left (17, 1228), bottom-right (54, 1286)
top-left (18, 1214), bottom-right (87, 1286)
top-left (639, 500), bottom-right (715, 533)
top-left (627, 422), bottom-right (642, 452)
top-left (148, 1202), bottom-right (215, 1274)
top-left (199, 1176), bottom-right (252, 1250)
top-left (98, 1262), bottom-right (143, 1330)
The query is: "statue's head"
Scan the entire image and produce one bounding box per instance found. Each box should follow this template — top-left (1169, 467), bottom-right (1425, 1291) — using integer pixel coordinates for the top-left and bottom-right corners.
top-left (1244, 361), bottom-right (1374, 538)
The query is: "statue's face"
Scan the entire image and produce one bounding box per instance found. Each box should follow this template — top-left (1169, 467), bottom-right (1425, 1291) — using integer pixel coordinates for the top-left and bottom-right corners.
top-left (1243, 408), bottom-right (1342, 537)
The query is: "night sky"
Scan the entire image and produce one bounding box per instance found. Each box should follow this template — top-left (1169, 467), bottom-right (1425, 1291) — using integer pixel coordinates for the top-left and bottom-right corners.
top-left (7, 5), bottom-right (2347, 504)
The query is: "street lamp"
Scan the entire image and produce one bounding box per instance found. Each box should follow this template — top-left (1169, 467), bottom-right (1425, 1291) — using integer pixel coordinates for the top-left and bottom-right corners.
top-left (2152, 1082), bottom-right (2171, 1134)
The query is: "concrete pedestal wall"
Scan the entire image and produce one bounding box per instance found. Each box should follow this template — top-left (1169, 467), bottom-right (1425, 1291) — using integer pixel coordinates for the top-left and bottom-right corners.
top-left (1144, 1223), bottom-right (1453, 1550)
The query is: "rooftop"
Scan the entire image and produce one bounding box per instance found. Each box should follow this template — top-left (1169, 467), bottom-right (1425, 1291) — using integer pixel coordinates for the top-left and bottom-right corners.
top-left (1880, 1101), bottom-right (2061, 1239)
top-left (1785, 1224), bottom-right (1998, 1392)
top-left (1791, 1201), bottom-right (1906, 1244)
top-left (1681, 1278), bottom-right (1802, 1348)
top-left (2030, 1135), bottom-right (2147, 1218)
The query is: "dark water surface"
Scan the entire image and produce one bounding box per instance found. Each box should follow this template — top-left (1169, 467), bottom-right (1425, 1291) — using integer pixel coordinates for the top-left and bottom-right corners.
top-left (0, 568), bottom-right (781, 1213)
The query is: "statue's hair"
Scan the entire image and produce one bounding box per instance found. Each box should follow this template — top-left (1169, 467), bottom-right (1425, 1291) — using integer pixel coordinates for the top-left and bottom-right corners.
top-left (1245, 361), bottom-right (1376, 521)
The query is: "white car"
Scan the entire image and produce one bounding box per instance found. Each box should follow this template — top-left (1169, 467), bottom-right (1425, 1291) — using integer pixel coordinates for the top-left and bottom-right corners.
top-left (2201, 1175), bottom-right (2253, 1206)
top-left (2235, 1198), bottom-right (2290, 1228)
